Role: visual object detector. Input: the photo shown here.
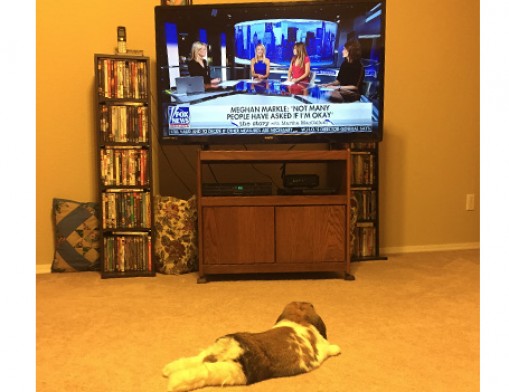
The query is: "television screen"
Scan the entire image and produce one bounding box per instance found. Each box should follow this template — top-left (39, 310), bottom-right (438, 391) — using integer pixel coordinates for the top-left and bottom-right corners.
top-left (155, 0), bottom-right (385, 145)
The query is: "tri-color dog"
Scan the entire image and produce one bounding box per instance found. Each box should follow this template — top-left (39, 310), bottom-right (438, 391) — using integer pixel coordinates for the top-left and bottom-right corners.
top-left (162, 301), bottom-right (341, 391)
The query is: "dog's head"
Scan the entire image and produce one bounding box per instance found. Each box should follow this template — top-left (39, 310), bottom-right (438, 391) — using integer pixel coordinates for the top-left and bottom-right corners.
top-left (275, 301), bottom-right (327, 339)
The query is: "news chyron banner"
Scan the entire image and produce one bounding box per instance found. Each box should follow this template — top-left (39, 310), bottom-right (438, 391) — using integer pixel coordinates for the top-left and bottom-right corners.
top-left (167, 103), bottom-right (373, 134)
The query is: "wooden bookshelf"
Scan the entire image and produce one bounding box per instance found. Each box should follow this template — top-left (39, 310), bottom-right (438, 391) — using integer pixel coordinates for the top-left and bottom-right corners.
top-left (349, 142), bottom-right (387, 261)
top-left (94, 54), bottom-right (155, 278)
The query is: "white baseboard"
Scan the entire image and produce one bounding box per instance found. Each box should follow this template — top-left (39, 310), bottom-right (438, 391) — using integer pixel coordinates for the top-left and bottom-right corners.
top-left (36, 243), bottom-right (480, 274)
top-left (381, 242), bottom-right (480, 255)
top-left (36, 264), bottom-right (52, 274)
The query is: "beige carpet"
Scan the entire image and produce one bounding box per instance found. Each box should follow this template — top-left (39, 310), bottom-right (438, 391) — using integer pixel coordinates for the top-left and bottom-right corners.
top-left (36, 250), bottom-right (479, 392)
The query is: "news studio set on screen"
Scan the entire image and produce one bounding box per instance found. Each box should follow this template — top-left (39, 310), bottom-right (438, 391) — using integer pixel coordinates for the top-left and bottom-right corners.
top-left (155, 0), bottom-right (385, 145)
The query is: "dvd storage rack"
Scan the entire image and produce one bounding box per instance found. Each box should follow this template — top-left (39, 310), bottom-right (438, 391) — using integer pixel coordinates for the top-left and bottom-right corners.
top-left (94, 54), bottom-right (155, 278)
top-left (349, 142), bottom-right (387, 261)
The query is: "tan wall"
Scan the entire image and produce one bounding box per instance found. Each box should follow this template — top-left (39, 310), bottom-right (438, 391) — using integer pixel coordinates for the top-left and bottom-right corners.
top-left (36, 0), bottom-right (479, 267)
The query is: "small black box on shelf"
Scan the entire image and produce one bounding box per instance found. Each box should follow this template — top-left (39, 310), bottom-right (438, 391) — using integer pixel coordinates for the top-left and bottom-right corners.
top-left (283, 174), bottom-right (319, 188)
top-left (202, 182), bottom-right (272, 196)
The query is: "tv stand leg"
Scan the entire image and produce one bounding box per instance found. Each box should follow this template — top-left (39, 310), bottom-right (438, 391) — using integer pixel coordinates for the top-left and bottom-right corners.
top-left (197, 275), bottom-right (208, 284)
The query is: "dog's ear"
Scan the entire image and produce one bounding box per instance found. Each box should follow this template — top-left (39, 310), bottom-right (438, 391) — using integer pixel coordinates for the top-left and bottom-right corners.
top-left (275, 311), bottom-right (286, 324)
top-left (303, 303), bottom-right (328, 339)
top-left (310, 314), bottom-right (327, 339)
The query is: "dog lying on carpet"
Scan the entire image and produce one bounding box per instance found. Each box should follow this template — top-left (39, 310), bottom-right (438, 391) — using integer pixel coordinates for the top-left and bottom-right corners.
top-left (162, 301), bottom-right (341, 391)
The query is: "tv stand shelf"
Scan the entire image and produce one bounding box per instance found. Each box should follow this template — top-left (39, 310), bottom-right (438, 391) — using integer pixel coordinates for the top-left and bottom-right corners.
top-left (196, 149), bottom-right (353, 282)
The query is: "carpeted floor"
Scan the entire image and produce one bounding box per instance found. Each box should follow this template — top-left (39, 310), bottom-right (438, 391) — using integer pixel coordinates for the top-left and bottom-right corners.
top-left (36, 249), bottom-right (479, 392)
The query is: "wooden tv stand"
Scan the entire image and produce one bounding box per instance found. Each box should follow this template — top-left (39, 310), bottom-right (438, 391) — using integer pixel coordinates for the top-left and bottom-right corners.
top-left (196, 149), bottom-right (353, 282)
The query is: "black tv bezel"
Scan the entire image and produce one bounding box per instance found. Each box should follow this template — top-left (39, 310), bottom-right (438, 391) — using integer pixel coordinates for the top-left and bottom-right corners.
top-left (154, 0), bottom-right (386, 146)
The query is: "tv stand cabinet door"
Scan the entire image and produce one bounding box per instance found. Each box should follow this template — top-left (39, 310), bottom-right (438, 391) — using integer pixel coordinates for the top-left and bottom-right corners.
top-left (275, 205), bottom-right (347, 263)
top-left (201, 206), bottom-right (275, 265)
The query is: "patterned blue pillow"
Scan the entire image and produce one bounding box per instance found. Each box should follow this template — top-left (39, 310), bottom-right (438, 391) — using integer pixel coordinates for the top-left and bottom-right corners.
top-left (51, 198), bottom-right (101, 272)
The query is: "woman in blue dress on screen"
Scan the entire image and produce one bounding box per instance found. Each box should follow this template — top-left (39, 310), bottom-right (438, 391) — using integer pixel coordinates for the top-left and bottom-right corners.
top-left (250, 43), bottom-right (271, 80)
top-left (188, 41), bottom-right (220, 85)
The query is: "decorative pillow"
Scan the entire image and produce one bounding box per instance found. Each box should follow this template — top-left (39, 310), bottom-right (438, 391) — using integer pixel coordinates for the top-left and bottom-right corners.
top-left (51, 198), bottom-right (101, 272)
top-left (154, 195), bottom-right (198, 275)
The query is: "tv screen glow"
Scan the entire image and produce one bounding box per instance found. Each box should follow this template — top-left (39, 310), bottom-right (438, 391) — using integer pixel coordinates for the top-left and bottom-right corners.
top-left (155, 0), bottom-right (386, 145)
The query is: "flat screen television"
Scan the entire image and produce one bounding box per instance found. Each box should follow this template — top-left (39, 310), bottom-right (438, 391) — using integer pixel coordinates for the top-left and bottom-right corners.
top-left (155, 0), bottom-right (385, 145)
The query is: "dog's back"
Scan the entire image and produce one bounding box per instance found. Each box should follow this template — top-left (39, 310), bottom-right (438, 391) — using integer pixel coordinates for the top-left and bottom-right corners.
top-left (162, 302), bottom-right (341, 392)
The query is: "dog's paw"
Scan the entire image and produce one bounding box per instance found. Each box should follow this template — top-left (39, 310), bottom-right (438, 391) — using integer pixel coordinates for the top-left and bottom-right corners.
top-left (162, 363), bottom-right (174, 377)
top-left (163, 359), bottom-right (188, 377)
top-left (167, 370), bottom-right (195, 392)
top-left (328, 344), bottom-right (341, 356)
top-left (167, 380), bottom-right (182, 392)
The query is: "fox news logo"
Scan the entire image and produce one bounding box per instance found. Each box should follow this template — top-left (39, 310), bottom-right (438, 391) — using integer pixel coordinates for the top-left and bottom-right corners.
top-left (168, 106), bottom-right (190, 127)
